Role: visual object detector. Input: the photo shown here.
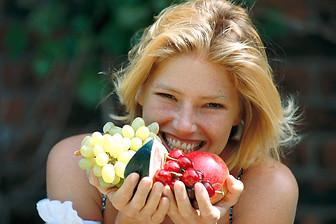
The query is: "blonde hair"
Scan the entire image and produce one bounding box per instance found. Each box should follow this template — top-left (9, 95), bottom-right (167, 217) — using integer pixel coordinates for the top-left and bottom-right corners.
top-left (115, 0), bottom-right (300, 170)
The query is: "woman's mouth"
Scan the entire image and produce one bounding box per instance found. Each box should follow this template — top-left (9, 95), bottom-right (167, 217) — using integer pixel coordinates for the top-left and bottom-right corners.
top-left (161, 133), bottom-right (205, 154)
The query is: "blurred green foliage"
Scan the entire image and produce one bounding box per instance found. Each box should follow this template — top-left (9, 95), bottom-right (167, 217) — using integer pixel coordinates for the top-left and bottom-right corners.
top-left (4, 0), bottom-right (184, 108)
top-left (4, 0), bottom-right (280, 109)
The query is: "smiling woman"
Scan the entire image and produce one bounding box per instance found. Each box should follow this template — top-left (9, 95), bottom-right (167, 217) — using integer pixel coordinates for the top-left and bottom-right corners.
top-left (137, 53), bottom-right (241, 156)
top-left (37, 0), bottom-right (300, 223)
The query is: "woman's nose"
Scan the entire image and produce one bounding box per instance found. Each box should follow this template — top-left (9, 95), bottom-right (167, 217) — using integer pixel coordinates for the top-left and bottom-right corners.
top-left (172, 105), bottom-right (197, 135)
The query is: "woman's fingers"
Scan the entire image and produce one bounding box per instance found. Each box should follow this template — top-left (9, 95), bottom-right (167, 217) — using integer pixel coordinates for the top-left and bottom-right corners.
top-left (141, 182), bottom-right (164, 215)
top-left (194, 182), bottom-right (220, 220)
top-left (129, 176), bottom-right (153, 211)
top-left (150, 196), bottom-right (170, 223)
top-left (173, 181), bottom-right (197, 217)
top-left (215, 175), bottom-right (244, 217)
top-left (224, 175), bottom-right (244, 205)
top-left (108, 173), bottom-right (140, 210)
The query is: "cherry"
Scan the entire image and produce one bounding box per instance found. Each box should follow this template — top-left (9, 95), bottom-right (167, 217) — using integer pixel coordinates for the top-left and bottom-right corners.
top-left (202, 181), bottom-right (215, 197)
top-left (187, 187), bottom-right (196, 200)
top-left (181, 168), bottom-right (200, 187)
top-left (168, 179), bottom-right (177, 191)
top-left (196, 170), bottom-right (204, 181)
top-left (177, 156), bottom-right (193, 170)
top-left (153, 169), bottom-right (172, 184)
top-left (164, 160), bottom-right (181, 173)
top-left (167, 149), bottom-right (184, 160)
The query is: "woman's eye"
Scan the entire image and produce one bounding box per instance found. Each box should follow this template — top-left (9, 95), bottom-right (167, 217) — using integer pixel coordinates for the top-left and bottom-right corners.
top-left (156, 92), bottom-right (176, 100)
top-left (206, 103), bottom-right (224, 109)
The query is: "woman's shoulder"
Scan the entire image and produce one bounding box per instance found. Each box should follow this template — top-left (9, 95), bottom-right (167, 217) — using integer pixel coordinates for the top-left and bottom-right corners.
top-left (46, 134), bottom-right (103, 220)
top-left (243, 158), bottom-right (298, 191)
top-left (47, 134), bottom-right (88, 178)
top-left (233, 158), bottom-right (299, 223)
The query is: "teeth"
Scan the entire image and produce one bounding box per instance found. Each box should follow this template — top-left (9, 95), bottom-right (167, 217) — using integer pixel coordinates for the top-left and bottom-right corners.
top-left (166, 136), bottom-right (200, 153)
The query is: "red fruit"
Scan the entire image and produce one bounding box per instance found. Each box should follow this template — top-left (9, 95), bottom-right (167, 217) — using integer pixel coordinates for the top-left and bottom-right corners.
top-left (202, 181), bottom-right (215, 197)
top-left (153, 169), bottom-right (173, 185)
top-left (181, 168), bottom-right (201, 187)
top-left (168, 179), bottom-right (177, 191)
top-left (177, 156), bottom-right (193, 170)
top-left (164, 160), bottom-right (181, 173)
top-left (196, 170), bottom-right (204, 181)
top-left (186, 151), bottom-right (228, 204)
top-left (167, 149), bottom-right (184, 160)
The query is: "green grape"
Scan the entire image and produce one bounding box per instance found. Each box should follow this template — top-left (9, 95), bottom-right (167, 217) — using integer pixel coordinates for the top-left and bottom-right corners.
top-left (149, 132), bottom-right (161, 142)
top-left (105, 126), bottom-right (122, 135)
top-left (91, 132), bottom-right (103, 145)
top-left (148, 122), bottom-right (159, 135)
top-left (111, 175), bottom-right (120, 186)
top-left (98, 177), bottom-right (113, 188)
top-left (130, 137), bottom-right (143, 151)
top-left (80, 145), bottom-right (94, 158)
top-left (102, 134), bottom-right (113, 153)
top-left (93, 145), bottom-right (104, 156)
top-left (101, 164), bottom-right (115, 183)
top-left (114, 161), bottom-right (126, 178)
top-left (108, 134), bottom-right (124, 158)
top-left (112, 133), bottom-right (123, 142)
top-left (103, 122), bottom-right (115, 134)
top-left (121, 137), bottom-right (131, 151)
top-left (78, 158), bottom-right (93, 170)
top-left (118, 150), bottom-right (135, 164)
top-left (81, 135), bottom-right (92, 147)
top-left (122, 125), bottom-right (135, 138)
top-left (136, 126), bottom-right (150, 140)
top-left (95, 152), bottom-right (109, 166)
top-left (92, 165), bottom-right (102, 177)
top-left (115, 178), bottom-right (124, 188)
top-left (131, 117), bottom-right (145, 131)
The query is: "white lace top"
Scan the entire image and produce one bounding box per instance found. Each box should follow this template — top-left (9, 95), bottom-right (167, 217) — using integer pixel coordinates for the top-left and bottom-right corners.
top-left (36, 198), bottom-right (101, 224)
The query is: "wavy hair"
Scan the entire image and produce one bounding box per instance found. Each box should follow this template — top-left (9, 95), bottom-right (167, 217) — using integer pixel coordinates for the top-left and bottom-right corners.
top-left (114, 0), bottom-right (300, 170)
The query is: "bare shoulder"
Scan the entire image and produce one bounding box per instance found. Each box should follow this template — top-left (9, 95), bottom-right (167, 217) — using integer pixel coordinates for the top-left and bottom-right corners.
top-left (233, 158), bottom-right (299, 224)
top-left (46, 134), bottom-right (103, 221)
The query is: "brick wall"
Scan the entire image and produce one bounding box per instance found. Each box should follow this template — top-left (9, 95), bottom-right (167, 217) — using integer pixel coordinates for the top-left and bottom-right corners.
top-left (1, 0), bottom-right (335, 223)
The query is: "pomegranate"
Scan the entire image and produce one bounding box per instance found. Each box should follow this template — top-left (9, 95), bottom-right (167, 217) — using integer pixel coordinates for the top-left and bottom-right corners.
top-left (186, 151), bottom-right (229, 204)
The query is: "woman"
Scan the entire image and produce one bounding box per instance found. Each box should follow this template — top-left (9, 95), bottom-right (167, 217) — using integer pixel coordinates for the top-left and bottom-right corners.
top-left (37, 0), bottom-right (300, 223)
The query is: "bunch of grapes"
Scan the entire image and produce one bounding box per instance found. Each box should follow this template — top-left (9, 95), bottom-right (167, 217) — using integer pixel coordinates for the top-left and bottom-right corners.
top-left (153, 149), bottom-right (218, 207)
top-left (76, 117), bottom-right (160, 189)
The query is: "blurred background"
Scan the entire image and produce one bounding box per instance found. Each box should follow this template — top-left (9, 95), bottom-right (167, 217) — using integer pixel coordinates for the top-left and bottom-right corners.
top-left (0, 0), bottom-right (335, 223)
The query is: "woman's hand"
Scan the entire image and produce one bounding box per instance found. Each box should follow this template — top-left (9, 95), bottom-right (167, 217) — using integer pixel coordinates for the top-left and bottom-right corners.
top-left (89, 172), bottom-right (170, 224)
top-left (163, 175), bottom-right (244, 224)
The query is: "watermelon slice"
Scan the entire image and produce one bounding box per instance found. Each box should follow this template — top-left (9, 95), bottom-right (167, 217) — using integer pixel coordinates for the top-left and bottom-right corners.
top-left (124, 139), bottom-right (168, 179)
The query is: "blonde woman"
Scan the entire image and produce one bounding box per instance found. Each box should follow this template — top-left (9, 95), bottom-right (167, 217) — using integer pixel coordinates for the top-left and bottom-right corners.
top-left (37, 0), bottom-right (300, 223)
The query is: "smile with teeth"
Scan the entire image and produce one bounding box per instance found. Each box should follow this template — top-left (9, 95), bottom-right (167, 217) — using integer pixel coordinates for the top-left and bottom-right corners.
top-left (165, 135), bottom-right (203, 153)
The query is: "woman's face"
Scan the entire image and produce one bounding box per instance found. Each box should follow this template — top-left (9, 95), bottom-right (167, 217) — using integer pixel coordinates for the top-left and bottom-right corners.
top-left (137, 53), bottom-right (241, 155)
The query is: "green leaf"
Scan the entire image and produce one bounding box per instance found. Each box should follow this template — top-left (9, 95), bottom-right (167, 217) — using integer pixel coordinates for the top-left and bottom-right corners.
top-left (28, 2), bottom-right (67, 37)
